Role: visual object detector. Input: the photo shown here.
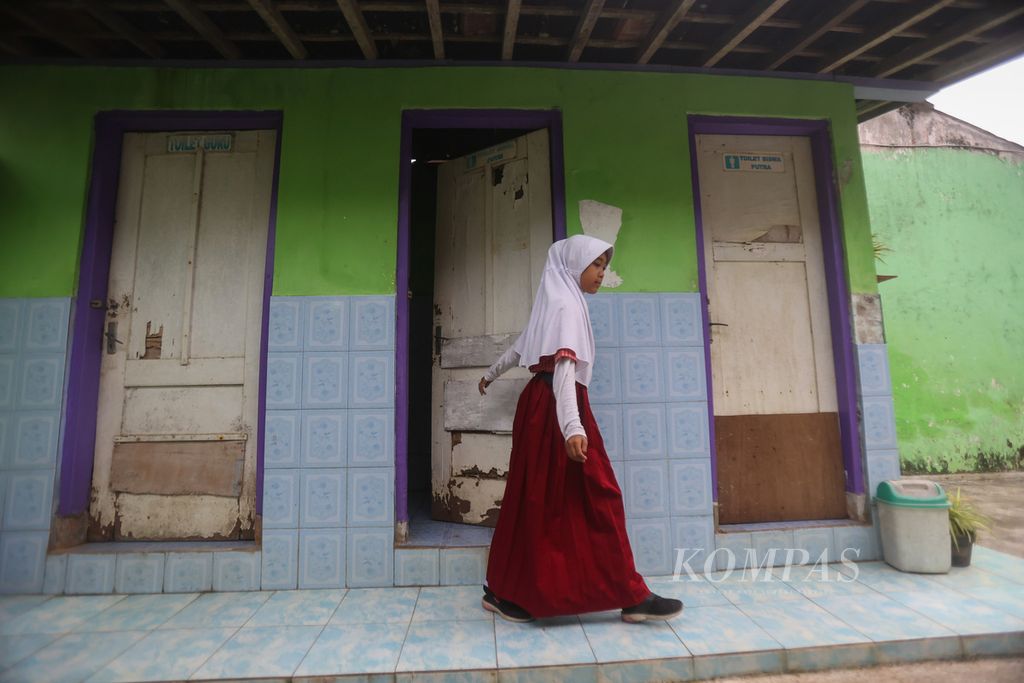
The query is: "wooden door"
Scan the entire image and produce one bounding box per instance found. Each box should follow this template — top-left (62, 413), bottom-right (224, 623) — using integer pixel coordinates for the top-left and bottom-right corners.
top-left (696, 134), bottom-right (847, 523)
top-left (89, 130), bottom-right (275, 540)
top-left (431, 130), bottom-right (552, 526)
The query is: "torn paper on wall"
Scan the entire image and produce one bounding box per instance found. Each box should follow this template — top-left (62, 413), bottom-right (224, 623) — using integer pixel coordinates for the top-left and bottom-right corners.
top-left (579, 199), bottom-right (624, 288)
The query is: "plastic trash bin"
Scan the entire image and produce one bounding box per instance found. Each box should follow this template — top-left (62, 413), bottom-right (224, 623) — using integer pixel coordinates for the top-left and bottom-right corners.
top-left (875, 480), bottom-right (951, 574)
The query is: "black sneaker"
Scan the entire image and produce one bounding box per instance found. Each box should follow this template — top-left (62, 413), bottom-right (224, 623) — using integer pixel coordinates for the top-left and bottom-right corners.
top-left (621, 593), bottom-right (684, 623)
top-left (481, 586), bottom-right (534, 623)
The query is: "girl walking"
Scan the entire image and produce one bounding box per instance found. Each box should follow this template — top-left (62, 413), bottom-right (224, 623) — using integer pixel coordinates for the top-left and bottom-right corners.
top-left (478, 235), bottom-right (683, 623)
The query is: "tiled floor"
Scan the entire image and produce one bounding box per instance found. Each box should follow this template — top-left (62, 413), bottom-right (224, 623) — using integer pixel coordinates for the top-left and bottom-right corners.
top-left (0, 547), bottom-right (1022, 682)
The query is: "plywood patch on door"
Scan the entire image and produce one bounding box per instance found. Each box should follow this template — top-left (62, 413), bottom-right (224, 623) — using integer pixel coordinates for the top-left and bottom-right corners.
top-left (716, 413), bottom-right (847, 524)
top-left (142, 322), bottom-right (163, 359)
top-left (109, 439), bottom-right (245, 497)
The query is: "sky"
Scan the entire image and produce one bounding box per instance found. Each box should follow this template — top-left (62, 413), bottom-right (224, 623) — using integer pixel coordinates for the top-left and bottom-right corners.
top-left (926, 54), bottom-right (1024, 146)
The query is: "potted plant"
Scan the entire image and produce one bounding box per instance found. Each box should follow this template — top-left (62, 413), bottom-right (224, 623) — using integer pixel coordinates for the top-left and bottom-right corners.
top-left (948, 487), bottom-right (991, 567)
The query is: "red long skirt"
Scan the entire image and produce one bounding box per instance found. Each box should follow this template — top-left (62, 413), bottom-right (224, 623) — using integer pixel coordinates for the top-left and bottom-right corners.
top-left (485, 374), bottom-right (650, 618)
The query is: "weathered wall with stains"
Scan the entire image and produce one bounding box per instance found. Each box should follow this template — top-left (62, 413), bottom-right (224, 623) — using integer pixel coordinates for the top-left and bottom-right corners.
top-left (861, 144), bottom-right (1024, 472)
top-left (0, 65), bottom-right (877, 299)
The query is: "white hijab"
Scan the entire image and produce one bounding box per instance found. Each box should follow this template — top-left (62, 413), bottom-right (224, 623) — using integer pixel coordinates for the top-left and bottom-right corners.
top-left (511, 235), bottom-right (614, 386)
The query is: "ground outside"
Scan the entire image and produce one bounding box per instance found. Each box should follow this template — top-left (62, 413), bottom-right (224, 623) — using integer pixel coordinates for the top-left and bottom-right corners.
top-left (0, 546), bottom-right (1021, 682)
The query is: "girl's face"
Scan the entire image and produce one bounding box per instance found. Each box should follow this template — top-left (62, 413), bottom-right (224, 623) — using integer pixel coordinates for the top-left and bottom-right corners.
top-left (579, 252), bottom-right (609, 294)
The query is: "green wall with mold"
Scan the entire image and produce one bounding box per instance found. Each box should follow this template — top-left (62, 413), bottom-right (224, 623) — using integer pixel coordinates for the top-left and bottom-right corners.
top-left (863, 147), bottom-right (1024, 472)
top-left (0, 65), bottom-right (877, 298)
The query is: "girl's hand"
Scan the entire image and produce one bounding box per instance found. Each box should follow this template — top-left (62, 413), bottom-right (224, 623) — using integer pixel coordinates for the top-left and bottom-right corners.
top-left (566, 435), bottom-right (588, 463)
top-left (478, 377), bottom-right (491, 395)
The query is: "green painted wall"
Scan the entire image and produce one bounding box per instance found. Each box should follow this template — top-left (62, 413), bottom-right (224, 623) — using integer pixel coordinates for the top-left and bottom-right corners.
top-left (863, 148), bottom-right (1024, 472)
top-left (0, 65), bottom-right (876, 298)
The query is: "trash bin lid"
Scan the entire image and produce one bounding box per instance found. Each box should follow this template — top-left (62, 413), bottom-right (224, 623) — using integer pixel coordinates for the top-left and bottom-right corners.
top-left (875, 480), bottom-right (950, 508)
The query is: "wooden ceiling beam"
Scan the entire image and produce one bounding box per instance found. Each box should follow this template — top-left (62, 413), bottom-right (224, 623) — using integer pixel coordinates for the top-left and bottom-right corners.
top-left (163, 0), bottom-right (241, 58)
top-left (701, 0), bottom-right (789, 67)
top-left (567, 0), bottom-right (604, 62)
top-left (873, 3), bottom-right (1024, 78)
top-left (425, 0), bottom-right (444, 59)
top-left (815, 0), bottom-right (956, 73)
top-left (501, 0), bottom-right (521, 60)
top-left (78, 0), bottom-right (166, 58)
top-left (2, 2), bottom-right (101, 57)
top-left (334, 0), bottom-right (378, 58)
top-left (922, 27), bottom-right (1024, 84)
top-left (245, 0), bottom-right (308, 59)
top-left (635, 0), bottom-right (697, 64)
top-left (765, 0), bottom-right (868, 70)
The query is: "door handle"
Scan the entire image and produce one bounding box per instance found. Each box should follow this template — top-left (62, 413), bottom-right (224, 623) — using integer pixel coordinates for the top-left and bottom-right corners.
top-left (709, 322), bottom-right (729, 327)
top-left (105, 321), bottom-right (124, 354)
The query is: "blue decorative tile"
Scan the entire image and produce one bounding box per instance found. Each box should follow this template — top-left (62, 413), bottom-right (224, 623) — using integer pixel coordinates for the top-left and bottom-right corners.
top-left (299, 528), bottom-right (346, 588)
top-left (623, 404), bottom-right (666, 460)
top-left (660, 293), bottom-right (703, 347)
top-left (349, 352), bottom-right (394, 408)
top-left (331, 586), bottom-right (419, 624)
top-left (495, 616), bottom-right (596, 668)
top-left (590, 405), bottom-right (622, 460)
top-left (625, 460), bottom-right (669, 518)
top-left (267, 296), bottom-right (305, 352)
top-left (0, 531), bottom-right (48, 594)
top-left (397, 619), bottom-right (496, 671)
top-left (250, 588), bottom-right (345, 626)
top-left (265, 353), bottom-right (302, 410)
top-left (349, 409), bottom-right (395, 467)
top-left (0, 299), bottom-right (25, 354)
top-left (693, 650), bottom-right (785, 680)
top-left (211, 551), bottom-right (261, 591)
top-left (440, 548), bottom-right (487, 586)
top-left (413, 586), bottom-right (490, 622)
top-left (4, 469), bottom-right (54, 531)
top-left (192, 624), bottom-right (323, 679)
top-left (0, 632), bottom-right (59, 671)
top-left (0, 357), bottom-right (16, 410)
top-left (113, 553), bottom-right (164, 594)
top-left (750, 530), bottom-right (795, 568)
top-left (785, 642), bottom-right (876, 673)
top-left (620, 348), bottom-right (664, 403)
top-left (301, 468), bottom-right (346, 528)
top-left (159, 591), bottom-right (270, 628)
top-left (297, 622), bottom-right (408, 676)
top-left (588, 349), bottom-right (621, 404)
top-left (261, 529), bottom-right (299, 589)
top-left (856, 344), bottom-right (892, 397)
top-left (163, 552), bottom-right (212, 593)
top-left (791, 527), bottom-right (838, 566)
top-left (773, 562), bottom-right (875, 598)
top-left (23, 298), bottom-right (70, 353)
top-left (866, 449), bottom-right (901, 496)
top-left (16, 354), bottom-right (65, 410)
top-left (599, 658), bottom-right (694, 683)
top-left (715, 533), bottom-right (754, 571)
top-left (815, 592), bottom-right (956, 641)
top-left (885, 590), bottom-right (1024, 635)
top-left (303, 352), bottom-right (348, 409)
top-left (833, 524), bottom-right (879, 562)
top-left (83, 593), bottom-right (198, 632)
top-left (264, 410), bottom-right (300, 468)
top-left (348, 467), bottom-right (393, 527)
top-left (862, 396), bottom-right (898, 450)
top-left (10, 412), bottom-right (60, 469)
top-left (301, 410), bottom-right (347, 467)
top-left (738, 599), bottom-right (872, 649)
top-left (670, 516), bottom-right (715, 576)
top-left (579, 618), bottom-right (687, 662)
top-left (306, 297), bottom-right (349, 351)
top-left (711, 569), bottom-right (804, 604)
top-left (962, 632), bottom-right (1024, 657)
top-left (669, 460), bottom-right (713, 516)
top-left (874, 636), bottom-right (962, 665)
top-left (627, 518), bottom-right (672, 575)
top-left (1, 630), bottom-right (144, 683)
top-left (837, 561), bottom-right (943, 593)
top-left (43, 554), bottom-right (67, 595)
top-left (670, 603), bottom-right (781, 655)
top-left (66, 554), bottom-right (116, 594)
top-left (350, 296), bottom-right (395, 351)
top-left (395, 548), bottom-right (440, 586)
top-left (86, 626), bottom-right (234, 683)
top-left (262, 469), bottom-right (300, 528)
top-left (665, 348), bottom-right (707, 402)
top-left (588, 294), bottom-right (619, 347)
top-left (347, 527), bottom-right (394, 587)
top-left (619, 295), bottom-right (661, 345)
top-left (667, 403), bottom-right (710, 458)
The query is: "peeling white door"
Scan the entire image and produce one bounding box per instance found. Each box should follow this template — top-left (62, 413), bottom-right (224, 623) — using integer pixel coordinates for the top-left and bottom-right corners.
top-left (697, 134), bottom-right (847, 523)
top-left (431, 130), bottom-right (551, 526)
top-left (90, 130), bottom-right (275, 540)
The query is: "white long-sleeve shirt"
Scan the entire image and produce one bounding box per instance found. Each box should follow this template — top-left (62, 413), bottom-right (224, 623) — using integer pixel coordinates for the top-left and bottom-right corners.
top-left (483, 348), bottom-right (586, 440)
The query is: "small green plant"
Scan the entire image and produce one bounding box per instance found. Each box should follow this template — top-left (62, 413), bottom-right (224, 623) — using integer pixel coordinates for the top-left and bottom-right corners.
top-left (948, 487), bottom-right (991, 549)
top-left (872, 235), bottom-right (892, 264)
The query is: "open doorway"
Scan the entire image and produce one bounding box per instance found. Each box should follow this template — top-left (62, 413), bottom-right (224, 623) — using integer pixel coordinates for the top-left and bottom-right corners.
top-left (397, 111), bottom-right (567, 547)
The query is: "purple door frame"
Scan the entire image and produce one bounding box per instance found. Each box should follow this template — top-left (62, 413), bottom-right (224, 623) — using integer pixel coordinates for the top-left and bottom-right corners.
top-left (58, 110), bottom-right (284, 518)
top-left (687, 115), bottom-right (865, 503)
top-left (395, 109), bottom-right (568, 524)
